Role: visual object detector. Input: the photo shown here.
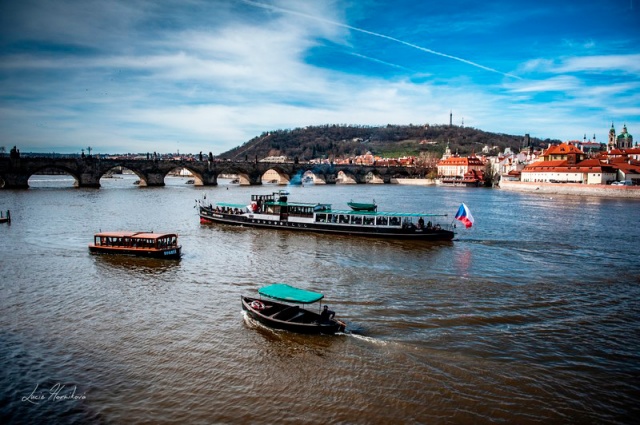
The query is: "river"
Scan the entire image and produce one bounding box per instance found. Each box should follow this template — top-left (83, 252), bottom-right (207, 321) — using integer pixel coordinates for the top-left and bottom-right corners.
top-left (1, 175), bottom-right (639, 424)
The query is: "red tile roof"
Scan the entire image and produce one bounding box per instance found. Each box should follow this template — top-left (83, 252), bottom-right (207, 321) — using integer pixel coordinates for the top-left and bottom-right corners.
top-left (543, 143), bottom-right (584, 156)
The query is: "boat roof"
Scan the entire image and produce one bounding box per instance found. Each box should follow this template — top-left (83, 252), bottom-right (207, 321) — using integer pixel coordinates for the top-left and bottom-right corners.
top-left (216, 202), bottom-right (249, 209)
top-left (258, 283), bottom-right (324, 304)
top-left (262, 201), bottom-right (444, 217)
top-left (94, 231), bottom-right (177, 239)
top-left (329, 209), bottom-right (445, 218)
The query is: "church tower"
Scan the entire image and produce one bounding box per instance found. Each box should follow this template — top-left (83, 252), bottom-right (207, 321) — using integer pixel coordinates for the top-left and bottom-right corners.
top-left (617, 124), bottom-right (633, 149)
top-left (608, 123), bottom-right (616, 151)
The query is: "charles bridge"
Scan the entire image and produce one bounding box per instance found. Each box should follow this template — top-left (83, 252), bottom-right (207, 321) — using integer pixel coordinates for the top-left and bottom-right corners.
top-left (0, 155), bottom-right (425, 189)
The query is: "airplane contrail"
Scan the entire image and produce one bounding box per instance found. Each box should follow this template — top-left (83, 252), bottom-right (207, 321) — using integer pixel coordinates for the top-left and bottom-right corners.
top-left (242, 0), bottom-right (522, 79)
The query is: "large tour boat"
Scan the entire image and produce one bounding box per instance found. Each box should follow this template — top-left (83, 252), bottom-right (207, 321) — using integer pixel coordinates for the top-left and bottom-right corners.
top-left (88, 231), bottom-right (182, 259)
top-left (197, 190), bottom-right (455, 241)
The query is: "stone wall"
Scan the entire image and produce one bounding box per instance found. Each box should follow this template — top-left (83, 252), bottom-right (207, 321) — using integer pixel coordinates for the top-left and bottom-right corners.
top-left (391, 178), bottom-right (435, 185)
top-left (499, 180), bottom-right (640, 198)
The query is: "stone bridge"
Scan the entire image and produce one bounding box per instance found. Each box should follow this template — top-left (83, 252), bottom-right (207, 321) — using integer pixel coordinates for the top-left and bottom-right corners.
top-left (0, 156), bottom-right (426, 189)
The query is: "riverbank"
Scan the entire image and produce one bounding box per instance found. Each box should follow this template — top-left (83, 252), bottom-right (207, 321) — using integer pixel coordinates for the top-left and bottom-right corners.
top-left (391, 178), bottom-right (435, 185)
top-left (499, 180), bottom-right (640, 198)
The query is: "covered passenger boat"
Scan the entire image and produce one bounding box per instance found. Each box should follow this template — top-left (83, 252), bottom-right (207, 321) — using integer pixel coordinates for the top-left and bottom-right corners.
top-left (198, 190), bottom-right (454, 241)
top-left (88, 231), bottom-right (182, 259)
top-left (242, 283), bottom-right (346, 335)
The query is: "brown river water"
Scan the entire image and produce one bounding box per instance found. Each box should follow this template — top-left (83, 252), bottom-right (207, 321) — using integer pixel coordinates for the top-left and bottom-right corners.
top-left (1, 175), bottom-right (639, 424)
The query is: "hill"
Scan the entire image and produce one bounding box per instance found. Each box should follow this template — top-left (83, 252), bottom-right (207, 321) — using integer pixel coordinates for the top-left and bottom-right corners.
top-left (219, 124), bottom-right (559, 161)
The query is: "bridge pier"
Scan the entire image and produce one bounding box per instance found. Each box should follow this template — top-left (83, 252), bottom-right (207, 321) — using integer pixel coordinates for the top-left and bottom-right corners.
top-left (1, 174), bottom-right (30, 189)
top-left (144, 172), bottom-right (166, 187)
top-left (77, 173), bottom-right (101, 188)
top-left (199, 171), bottom-right (218, 186)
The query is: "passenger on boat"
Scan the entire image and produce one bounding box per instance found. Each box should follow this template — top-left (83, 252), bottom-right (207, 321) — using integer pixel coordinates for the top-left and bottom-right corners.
top-left (418, 217), bottom-right (425, 229)
top-left (319, 305), bottom-right (335, 323)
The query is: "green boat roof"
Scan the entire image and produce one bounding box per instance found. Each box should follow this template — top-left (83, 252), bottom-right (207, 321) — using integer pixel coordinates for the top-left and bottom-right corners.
top-left (264, 201), bottom-right (319, 207)
top-left (327, 210), bottom-right (446, 218)
top-left (216, 202), bottom-right (248, 209)
top-left (258, 283), bottom-right (324, 304)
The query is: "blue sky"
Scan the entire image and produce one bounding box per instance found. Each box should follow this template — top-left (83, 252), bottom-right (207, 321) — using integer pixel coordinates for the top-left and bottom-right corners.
top-left (1, 0), bottom-right (639, 155)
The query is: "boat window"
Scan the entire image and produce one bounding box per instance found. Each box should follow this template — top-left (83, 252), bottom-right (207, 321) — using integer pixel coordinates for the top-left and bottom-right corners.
top-left (315, 213), bottom-right (327, 223)
top-left (389, 217), bottom-right (401, 226)
top-left (376, 216), bottom-right (388, 226)
top-left (289, 206), bottom-right (313, 217)
top-left (350, 215), bottom-right (363, 225)
top-left (363, 216), bottom-right (375, 226)
top-left (338, 214), bottom-right (349, 224)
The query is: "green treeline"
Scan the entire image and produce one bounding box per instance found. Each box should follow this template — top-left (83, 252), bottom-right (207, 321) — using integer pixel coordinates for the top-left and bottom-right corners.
top-left (220, 124), bottom-right (558, 161)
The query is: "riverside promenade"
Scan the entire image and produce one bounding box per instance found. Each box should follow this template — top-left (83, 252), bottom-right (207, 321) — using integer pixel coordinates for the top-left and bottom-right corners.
top-left (500, 180), bottom-right (640, 198)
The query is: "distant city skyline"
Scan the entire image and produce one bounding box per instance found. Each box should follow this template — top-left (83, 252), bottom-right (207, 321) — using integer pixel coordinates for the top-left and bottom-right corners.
top-left (1, 0), bottom-right (638, 154)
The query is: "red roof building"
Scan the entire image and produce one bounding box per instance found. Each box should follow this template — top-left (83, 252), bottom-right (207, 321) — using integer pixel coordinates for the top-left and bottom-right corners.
top-left (521, 142), bottom-right (640, 185)
top-left (437, 155), bottom-right (486, 186)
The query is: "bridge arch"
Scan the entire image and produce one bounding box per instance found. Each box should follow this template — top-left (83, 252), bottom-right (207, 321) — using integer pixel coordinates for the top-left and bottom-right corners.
top-left (365, 170), bottom-right (385, 184)
top-left (99, 165), bottom-right (147, 186)
top-left (336, 170), bottom-right (357, 184)
top-left (95, 163), bottom-right (148, 186)
top-left (165, 166), bottom-right (204, 186)
top-left (28, 164), bottom-right (82, 188)
top-left (261, 167), bottom-right (291, 185)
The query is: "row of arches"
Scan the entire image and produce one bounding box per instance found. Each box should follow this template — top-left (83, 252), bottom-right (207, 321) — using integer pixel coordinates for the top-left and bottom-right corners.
top-left (1, 166), bottom-right (392, 188)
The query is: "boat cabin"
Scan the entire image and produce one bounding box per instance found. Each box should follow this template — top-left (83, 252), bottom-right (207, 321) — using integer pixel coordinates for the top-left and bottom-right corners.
top-left (92, 232), bottom-right (179, 249)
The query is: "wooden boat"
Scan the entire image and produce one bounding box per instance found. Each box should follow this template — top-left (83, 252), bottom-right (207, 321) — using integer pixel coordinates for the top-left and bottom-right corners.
top-left (242, 284), bottom-right (345, 335)
top-left (88, 231), bottom-right (181, 259)
top-left (197, 190), bottom-right (454, 241)
top-left (348, 200), bottom-right (377, 211)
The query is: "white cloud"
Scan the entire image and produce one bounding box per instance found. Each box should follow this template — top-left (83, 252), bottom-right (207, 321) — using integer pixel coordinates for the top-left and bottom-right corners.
top-left (1, 0), bottom-right (638, 154)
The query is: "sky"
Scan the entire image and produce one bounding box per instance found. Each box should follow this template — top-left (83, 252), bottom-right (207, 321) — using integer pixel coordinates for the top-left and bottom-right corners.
top-left (1, 0), bottom-right (639, 155)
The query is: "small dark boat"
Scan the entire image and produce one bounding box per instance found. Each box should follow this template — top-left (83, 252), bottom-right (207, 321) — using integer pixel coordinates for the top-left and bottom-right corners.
top-left (0, 210), bottom-right (10, 224)
top-left (347, 200), bottom-right (377, 212)
top-left (89, 231), bottom-right (181, 259)
top-left (242, 284), bottom-right (346, 335)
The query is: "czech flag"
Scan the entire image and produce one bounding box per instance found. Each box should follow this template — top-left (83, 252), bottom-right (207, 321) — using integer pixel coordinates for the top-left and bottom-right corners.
top-left (455, 203), bottom-right (474, 228)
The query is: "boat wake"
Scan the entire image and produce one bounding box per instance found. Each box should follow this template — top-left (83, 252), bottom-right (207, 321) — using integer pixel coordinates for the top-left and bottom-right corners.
top-left (343, 332), bottom-right (388, 345)
top-left (242, 311), bottom-right (387, 344)
top-left (242, 310), bottom-right (278, 333)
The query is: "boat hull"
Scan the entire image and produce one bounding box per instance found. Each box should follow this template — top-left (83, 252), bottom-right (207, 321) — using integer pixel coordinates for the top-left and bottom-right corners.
top-left (88, 246), bottom-right (182, 259)
top-left (241, 296), bottom-right (345, 335)
top-left (199, 208), bottom-right (454, 241)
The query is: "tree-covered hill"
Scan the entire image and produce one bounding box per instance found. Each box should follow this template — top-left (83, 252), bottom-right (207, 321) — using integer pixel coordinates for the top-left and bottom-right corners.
top-left (219, 124), bottom-right (560, 161)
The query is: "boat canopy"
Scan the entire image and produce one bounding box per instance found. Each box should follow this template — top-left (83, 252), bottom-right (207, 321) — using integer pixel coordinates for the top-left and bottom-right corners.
top-left (216, 202), bottom-right (249, 209)
top-left (258, 283), bottom-right (324, 304)
top-left (329, 209), bottom-right (446, 218)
